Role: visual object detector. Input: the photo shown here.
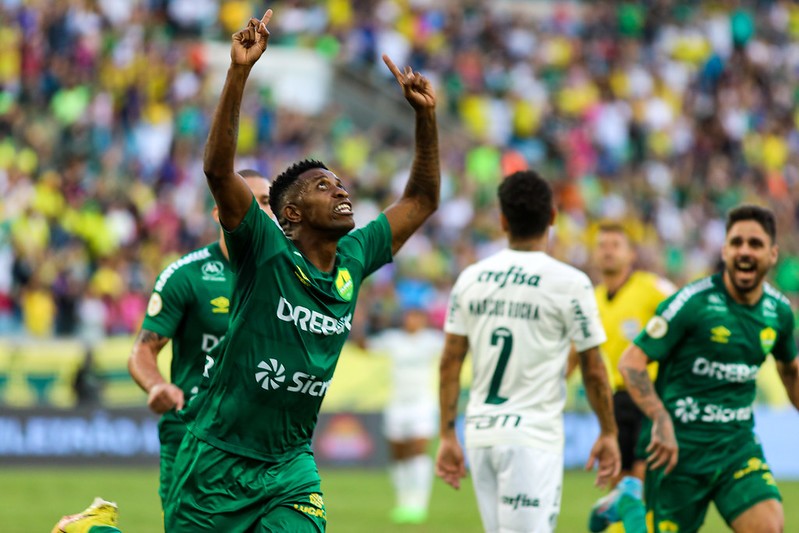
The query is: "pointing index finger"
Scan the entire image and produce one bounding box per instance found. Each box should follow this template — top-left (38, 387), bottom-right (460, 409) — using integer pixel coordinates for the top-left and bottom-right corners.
top-left (382, 54), bottom-right (402, 81)
top-left (261, 8), bottom-right (273, 26)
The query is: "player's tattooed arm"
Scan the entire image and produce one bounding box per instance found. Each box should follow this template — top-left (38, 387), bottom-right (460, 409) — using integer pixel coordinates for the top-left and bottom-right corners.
top-left (438, 333), bottom-right (469, 436)
top-left (578, 346), bottom-right (617, 436)
top-left (381, 55), bottom-right (440, 255)
top-left (619, 343), bottom-right (679, 473)
top-left (776, 358), bottom-right (799, 410)
top-left (129, 328), bottom-right (171, 393)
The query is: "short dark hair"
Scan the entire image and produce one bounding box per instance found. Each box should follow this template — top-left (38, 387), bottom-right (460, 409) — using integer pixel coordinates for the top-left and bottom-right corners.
top-left (498, 170), bottom-right (553, 238)
top-left (269, 159), bottom-right (329, 224)
top-left (238, 168), bottom-right (267, 181)
top-left (726, 204), bottom-right (776, 242)
top-left (598, 222), bottom-right (633, 244)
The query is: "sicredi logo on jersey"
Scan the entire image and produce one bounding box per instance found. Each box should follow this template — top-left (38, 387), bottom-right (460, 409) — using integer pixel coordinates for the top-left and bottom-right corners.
top-left (255, 358), bottom-right (331, 397)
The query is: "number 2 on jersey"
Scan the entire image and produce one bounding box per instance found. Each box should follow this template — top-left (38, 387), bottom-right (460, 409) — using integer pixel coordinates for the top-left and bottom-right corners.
top-left (486, 327), bottom-right (513, 405)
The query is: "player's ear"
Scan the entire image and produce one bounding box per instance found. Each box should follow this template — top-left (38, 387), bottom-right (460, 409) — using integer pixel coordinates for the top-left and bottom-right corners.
top-left (284, 203), bottom-right (301, 224)
top-left (549, 206), bottom-right (557, 226)
top-left (499, 212), bottom-right (509, 233)
top-left (212, 206), bottom-right (220, 224)
top-left (770, 243), bottom-right (779, 267)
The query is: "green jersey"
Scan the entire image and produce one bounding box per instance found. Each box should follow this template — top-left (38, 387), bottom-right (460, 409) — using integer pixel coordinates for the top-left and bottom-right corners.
top-left (635, 273), bottom-right (796, 451)
top-left (142, 242), bottom-right (234, 444)
top-left (187, 199), bottom-right (393, 461)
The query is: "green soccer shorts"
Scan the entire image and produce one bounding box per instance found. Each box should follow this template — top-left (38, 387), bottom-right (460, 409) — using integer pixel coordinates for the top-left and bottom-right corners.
top-left (159, 437), bottom-right (182, 509)
top-left (164, 433), bottom-right (326, 532)
top-left (645, 437), bottom-right (781, 532)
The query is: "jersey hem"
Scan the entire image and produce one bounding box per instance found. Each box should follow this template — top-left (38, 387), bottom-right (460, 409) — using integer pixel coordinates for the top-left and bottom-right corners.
top-left (188, 425), bottom-right (312, 464)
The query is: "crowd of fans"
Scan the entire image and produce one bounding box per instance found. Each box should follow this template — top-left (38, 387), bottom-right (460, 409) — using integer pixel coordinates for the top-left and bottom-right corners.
top-left (2, 0), bottom-right (799, 342)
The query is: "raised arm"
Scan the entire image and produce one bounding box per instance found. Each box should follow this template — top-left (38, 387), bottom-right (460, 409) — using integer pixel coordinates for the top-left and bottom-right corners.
top-left (128, 329), bottom-right (182, 414)
top-left (435, 333), bottom-right (469, 490)
top-left (619, 343), bottom-right (678, 474)
top-left (204, 10), bottom-right (273, 230)
top-left (579, 346), bottom-right (621, 488)
top-left (776, 358), bottom-right (799, 410)
top-left (381, 55), bottom-right (440, 255)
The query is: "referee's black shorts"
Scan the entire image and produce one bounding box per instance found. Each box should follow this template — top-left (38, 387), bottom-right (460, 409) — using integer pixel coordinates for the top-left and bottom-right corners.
top-left (613, 389), bottom-right (644, 471)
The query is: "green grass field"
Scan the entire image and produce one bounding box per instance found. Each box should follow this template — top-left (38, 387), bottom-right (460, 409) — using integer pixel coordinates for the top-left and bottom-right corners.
top-left (3, 467), bottom-right (797, 532)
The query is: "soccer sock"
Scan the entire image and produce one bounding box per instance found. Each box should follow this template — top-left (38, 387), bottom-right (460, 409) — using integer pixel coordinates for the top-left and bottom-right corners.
top-left (406, 454), bottom-right (434, 511)
top-left (617, 490), bottom-right (647, 533)
top-left (389, 460), bottom-right (414, 508)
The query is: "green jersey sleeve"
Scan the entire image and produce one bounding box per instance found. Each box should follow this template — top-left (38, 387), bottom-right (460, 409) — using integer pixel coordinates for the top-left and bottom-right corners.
top-left (223, 197), bottom-right (283, 273)
top-left (772, 304), bottom-right (797, 363)
top-left (634, 279), bottom-right (712, 361)
top-left (337, 213), bottom-right (393, 277)
top-left (141, 267), bottom-right (192, 339)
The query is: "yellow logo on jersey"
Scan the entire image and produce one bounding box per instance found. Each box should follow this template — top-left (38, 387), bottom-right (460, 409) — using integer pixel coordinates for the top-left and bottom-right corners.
top-left (309, 493), bottom-right (324, 509)
top-left (210, 296), bottom-right (229, 313)
top-left (760, 327), bottom-right (777, 354)
top-left (335, 268), bottom-right (353, 301)
top-left (658, 520), bottom-right (679, 532)
top-left (295, 266), bottom-right (311, 286)
top-left (710, 326), bottom-right (731, 344)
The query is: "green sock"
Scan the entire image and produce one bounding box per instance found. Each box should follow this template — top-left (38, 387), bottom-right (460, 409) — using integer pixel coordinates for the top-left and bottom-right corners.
top-left (618, 494), bottom-right (647, 533)
top-left (89, 527), bottom-right (122, 533)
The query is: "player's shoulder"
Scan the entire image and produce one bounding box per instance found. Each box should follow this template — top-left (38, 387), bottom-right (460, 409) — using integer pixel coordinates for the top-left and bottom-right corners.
top-left (630, 271), bottom-right (677, 297)
top-left (153, 244), bottom-right (220, 292)
top-left (659, 275), bottom-right (716, 321)
top-left (763, 282), bottom-right (792, 311)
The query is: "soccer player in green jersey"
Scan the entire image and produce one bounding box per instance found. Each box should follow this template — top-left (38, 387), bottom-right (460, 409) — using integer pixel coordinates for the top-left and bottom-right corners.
top-left (164, 8), bottom-right (440, 532)
top-left (615, 205), bottom-right (799, 533)
top-left (128, 170), bottom-right (271, 507)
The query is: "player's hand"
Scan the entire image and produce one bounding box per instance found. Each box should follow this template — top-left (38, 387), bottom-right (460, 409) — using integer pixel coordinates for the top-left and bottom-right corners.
top-left (231, 9), bottom-right (272, 67)
top-left (647, 410), bottom-right (679, 475)
top-left (383, 54), bottom-right (436, 112)
top-left (147, 383), bottom-right (185, 414)
top-left (435, 435), bottom-right (466, 490)
top-left (585, 432), bottom-right (621, 489)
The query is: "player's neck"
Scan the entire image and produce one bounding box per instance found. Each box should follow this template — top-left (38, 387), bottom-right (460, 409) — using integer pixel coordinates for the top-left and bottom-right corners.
top-left (507, 235), bottom-right (547, 252)
top-left (294, 238), bottom-right (339, 273)
top-left (602, 268), bottom-right (632, 296)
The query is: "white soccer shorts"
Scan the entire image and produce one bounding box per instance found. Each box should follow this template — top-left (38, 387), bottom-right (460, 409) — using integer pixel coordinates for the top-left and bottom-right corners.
top-left (467, 445), bottom-right (563, 533)
top-left (382, 402), bottom-right (438, 441)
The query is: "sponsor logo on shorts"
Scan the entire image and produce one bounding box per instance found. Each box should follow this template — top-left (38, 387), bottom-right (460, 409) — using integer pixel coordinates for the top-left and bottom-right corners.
top-left (294, 492), bottom-right (326, 519)
top-left (501, 493), bottom-right (539, 510)
top-left (733, 458), bottom-right (771, 480)
top-left (673, 396), bottom-right (752, 424)
top-left (658, 520), bottom-right (679, 532)
top-left (254, 359), bottom-right (331, 397)
top-left (692, 357), bottom-right (758, 383)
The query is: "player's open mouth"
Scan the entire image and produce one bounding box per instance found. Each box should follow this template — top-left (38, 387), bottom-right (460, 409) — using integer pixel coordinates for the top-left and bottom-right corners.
top-left (333, 202), bottom-right (353, 215)
top-left (735, 261), bottom-right (756, 273)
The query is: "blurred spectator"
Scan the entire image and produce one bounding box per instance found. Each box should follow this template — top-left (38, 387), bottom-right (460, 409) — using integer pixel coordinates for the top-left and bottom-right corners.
top-left (2, 0), bottom-right (799, 344)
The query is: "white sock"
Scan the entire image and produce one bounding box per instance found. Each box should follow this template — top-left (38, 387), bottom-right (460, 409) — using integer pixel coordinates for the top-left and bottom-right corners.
top-left (390, 460), bottom-right (414, 508)
top-left (406, 454), bottom-right (434, 511)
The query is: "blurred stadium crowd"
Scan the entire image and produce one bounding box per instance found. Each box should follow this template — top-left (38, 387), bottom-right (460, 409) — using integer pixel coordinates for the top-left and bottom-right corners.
top-left (2, 0), bottom-right (799, 344)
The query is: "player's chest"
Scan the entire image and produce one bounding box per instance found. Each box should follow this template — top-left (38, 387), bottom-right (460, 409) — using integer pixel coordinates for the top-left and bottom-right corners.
top-left (685, 303), bottom-right (778, 366)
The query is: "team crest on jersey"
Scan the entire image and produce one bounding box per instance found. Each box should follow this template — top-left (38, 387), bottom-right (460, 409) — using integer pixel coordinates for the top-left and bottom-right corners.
top-left (335, 268), bottom-right (353, 301)
top-left (760, 327), bottom-right (777, 354)
top-left (710, 325), bottom-right (731, 344)
top-left (201, 260), bottom-right (226, 281)
top-left (210, 296), bottom-right (229, 314)
top-left (147, 293), bottom-right (163, 316)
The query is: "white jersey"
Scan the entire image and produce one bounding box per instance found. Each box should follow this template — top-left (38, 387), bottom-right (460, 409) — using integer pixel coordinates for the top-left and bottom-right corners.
top-left (445, 250), bottom-right (606, 452)
top-left (369, 328), bottom-right (444, 407)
